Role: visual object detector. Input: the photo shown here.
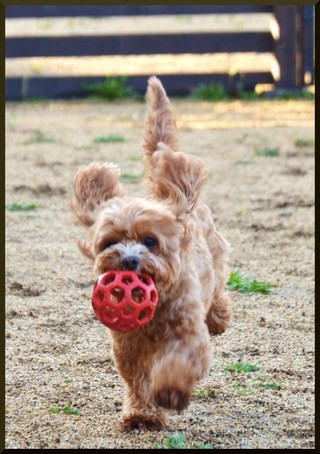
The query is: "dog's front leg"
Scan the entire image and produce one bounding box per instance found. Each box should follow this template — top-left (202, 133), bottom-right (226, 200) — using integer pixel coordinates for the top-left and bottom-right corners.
top-left (150, 316), bottom-right (211, 411)
top-left (120, 383), bottom-right (167, 431)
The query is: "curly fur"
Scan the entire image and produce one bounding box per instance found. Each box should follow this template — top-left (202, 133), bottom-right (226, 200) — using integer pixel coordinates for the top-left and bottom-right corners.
top-left (71, 76), bottom-right (232, 431)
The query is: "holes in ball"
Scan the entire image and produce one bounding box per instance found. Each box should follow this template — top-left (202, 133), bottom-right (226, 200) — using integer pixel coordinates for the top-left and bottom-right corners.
top-left (109, 286), bottom-right (125, 304)
top-left (101, 272), bottom-right (116, 286)
top-left (121, 274), bottom-right (134, 285)
top-left (138, 275), bottom-right (148, 285)
top-left (132, 286), bottom-right (146, 303)
top-left (138, 307), bottom-right (152, 321)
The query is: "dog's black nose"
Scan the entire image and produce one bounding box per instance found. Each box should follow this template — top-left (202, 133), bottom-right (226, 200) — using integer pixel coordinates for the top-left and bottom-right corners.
top-left (122, 256), bottom-right (140, 271)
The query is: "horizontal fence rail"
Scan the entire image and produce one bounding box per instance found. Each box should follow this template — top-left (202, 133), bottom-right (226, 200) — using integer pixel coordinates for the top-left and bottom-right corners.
top-left (5, 5), bottom-right (314, 100)
top-left (6, 5), bottom-right (274, 18)
top-left (6, 33), bottom-right (274, 58)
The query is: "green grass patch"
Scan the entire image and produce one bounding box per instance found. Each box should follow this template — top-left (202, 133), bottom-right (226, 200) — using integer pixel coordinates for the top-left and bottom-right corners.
top-left (189, 83), bottom-right (229, 101)
top-left (227, 269), bottom-right (275, 294)
top-left (234, 159), bottom-right (256, 165)
top-left (254, 380), bottom-right (283, 391)
top-left (154, 432), bottom-right (213, 449)
top-left (255, 147), bottom-right (279, 157)
top-left (294, 138), bottom-right (314, 148)
top-left (82, 76), bottom-right (140, 101)
top-left (93, 135), bottom-right (125, 144)
top-left (6, 203), bottom-right (38, 212)
top-left (192, 389), bottom-right (209, 397)
top-left (49, 406), bottom-right (80, 415)
top-left (236, 208), bottom-right (247, 217)
top-left (224, 362), bottom-right (260, 373)
top-left (189, 82), bottom-right (258, 101)
top-left (232, 382), bottom-right (251, 395)
top-left (62, 406), bottom-right (81, 415)
top-left (49, 406), bottom-right (59, 414)
top-left (120, 173), bottom-right (143, 184)
top-left (238, 90), bottom-right (259, 100)
top-left (26, 97), bottom-right (48, 104)
top-left (25, 134), bottom-right (60, 144)
top-left (269, 88), bottom-right (314, 100)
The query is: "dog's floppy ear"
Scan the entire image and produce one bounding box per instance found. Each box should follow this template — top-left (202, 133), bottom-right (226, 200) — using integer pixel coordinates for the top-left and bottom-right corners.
top-left (148, 148), bottom-right (208, 216)
top-left (71, 162), bottom-right (124, 227)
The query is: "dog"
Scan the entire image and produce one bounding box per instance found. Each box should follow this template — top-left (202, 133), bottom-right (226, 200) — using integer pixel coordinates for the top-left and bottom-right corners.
top-left (71, 76), bottom-right (232, 431)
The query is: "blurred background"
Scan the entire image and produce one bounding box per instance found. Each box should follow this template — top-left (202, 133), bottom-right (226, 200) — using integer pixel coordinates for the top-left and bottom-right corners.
top-left (5, 5), bottom-right (314, 99)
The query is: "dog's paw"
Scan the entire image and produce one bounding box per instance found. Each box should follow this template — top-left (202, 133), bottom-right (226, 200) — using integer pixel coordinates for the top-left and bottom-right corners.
top-left (120, 413), bottom-right (166, 432)
top-left (154, 388), bottom-right (190, 411)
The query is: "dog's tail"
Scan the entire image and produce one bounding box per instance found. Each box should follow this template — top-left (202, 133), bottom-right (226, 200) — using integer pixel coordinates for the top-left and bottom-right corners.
top-left (143, 76), bottom-right (179, 162)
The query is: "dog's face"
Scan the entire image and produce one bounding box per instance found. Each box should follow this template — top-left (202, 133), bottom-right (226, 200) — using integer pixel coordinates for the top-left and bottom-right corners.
top-left (88, 197), bottom-right (183, 292)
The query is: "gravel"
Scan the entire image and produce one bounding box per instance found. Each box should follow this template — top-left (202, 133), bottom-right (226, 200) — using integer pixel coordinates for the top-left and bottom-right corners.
top-left (5, 98), bottom-right (314, 449)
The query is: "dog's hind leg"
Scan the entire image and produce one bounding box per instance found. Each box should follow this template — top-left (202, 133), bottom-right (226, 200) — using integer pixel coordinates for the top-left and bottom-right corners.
top-left (205, 226), bottom-right (232, 335)
top-left (206, 292), bottom-right (232, 335)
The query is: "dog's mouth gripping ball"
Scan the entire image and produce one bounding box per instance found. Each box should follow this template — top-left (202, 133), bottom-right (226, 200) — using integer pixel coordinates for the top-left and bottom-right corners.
top-left (91, 271), bottom-right (158, 332)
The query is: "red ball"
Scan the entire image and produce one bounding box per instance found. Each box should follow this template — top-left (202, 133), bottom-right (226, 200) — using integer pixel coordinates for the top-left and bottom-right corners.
top-left (91, 271), bottom-right (158, 332)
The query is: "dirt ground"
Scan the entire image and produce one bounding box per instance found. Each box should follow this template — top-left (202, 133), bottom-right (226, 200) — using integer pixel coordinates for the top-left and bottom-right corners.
top-left (5, 97), bottom-right (314, 449)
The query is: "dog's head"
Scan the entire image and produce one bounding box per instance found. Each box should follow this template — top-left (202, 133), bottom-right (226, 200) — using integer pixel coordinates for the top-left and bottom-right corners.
top-left (71, 150), bottom-right (207, 293)
top-left (71, 77), bottom-right (208, 293)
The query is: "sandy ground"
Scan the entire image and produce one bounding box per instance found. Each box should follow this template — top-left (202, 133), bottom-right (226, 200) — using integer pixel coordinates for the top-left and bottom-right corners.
top-left (5, 97), bottom-right (314, 449)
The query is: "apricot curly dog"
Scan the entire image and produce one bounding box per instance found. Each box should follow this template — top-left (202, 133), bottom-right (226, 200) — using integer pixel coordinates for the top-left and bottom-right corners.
top-left (71, 76), bottom-right (232, 431)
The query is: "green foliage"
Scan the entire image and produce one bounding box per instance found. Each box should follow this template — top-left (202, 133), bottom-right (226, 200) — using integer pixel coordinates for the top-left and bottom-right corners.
top-left (24, 134), bottom-right (59, 144)
top-left (6, 203), bottom-right (38, 212)
top-left (26, 97), bottom-right (48, 104)
top-left (236, 208), bottom-right (247, 217)
top-left (254, 380), bottom-right (283, 391)
top-left (120, 173), bottom-right (143, 183)
top-left (189, 81), bottom-right (258, 101)
top-left (294, 138), bottom-right (314, 148)
top-left (227, 269), bottom-right (275, 294)
top-left (49, 406), bottom-right (59, 414)
top-left (189, 83), bottom-right (228, 101)
top-left (62, 406), bottom-right (81, 415)
top-left (155, 433), bottom-right (186, 449)
top-left (192, 389), bottom-right (209, 396)
top-left (238, 90), bottom-right (259, 100)
top-left (49, 406), bottom-right (80, 415)
top-left (82, 77), bottom-right (139, 101)
top-left (154, 432), bottom-right (213, 449)
top-left (93, 135), bottom-right (125, 144)
top-left (234, 159), bottom-right (255, 165)
top-left (232, 382), bottom-right (251, 395)
top-left (255, 147), bottom-right (279, 157)
top-left (270, 88), bottom-right (314, 100)
top-left (197, 443), bottom-right (214, 449)
top-left (224, 362), bottom-right (260, 373)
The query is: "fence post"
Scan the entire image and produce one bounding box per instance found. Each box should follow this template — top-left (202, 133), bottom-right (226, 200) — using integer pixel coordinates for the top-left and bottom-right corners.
top-left (274, 5), bottom-right (304, 89)
top-left (303, 6), bottom-right (314, 85)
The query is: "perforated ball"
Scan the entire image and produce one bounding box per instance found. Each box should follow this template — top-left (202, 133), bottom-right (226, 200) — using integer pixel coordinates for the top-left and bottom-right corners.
top-left (91, 271), bottom-right (158, 332)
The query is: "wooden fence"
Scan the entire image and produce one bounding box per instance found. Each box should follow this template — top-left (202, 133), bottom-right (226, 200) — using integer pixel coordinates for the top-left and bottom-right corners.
top-left (5, 5), bottom-right (314, 99)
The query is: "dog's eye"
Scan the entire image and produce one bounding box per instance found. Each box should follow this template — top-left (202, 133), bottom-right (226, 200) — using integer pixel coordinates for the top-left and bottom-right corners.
top-left (143, 237), bottom-right (157, 249)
